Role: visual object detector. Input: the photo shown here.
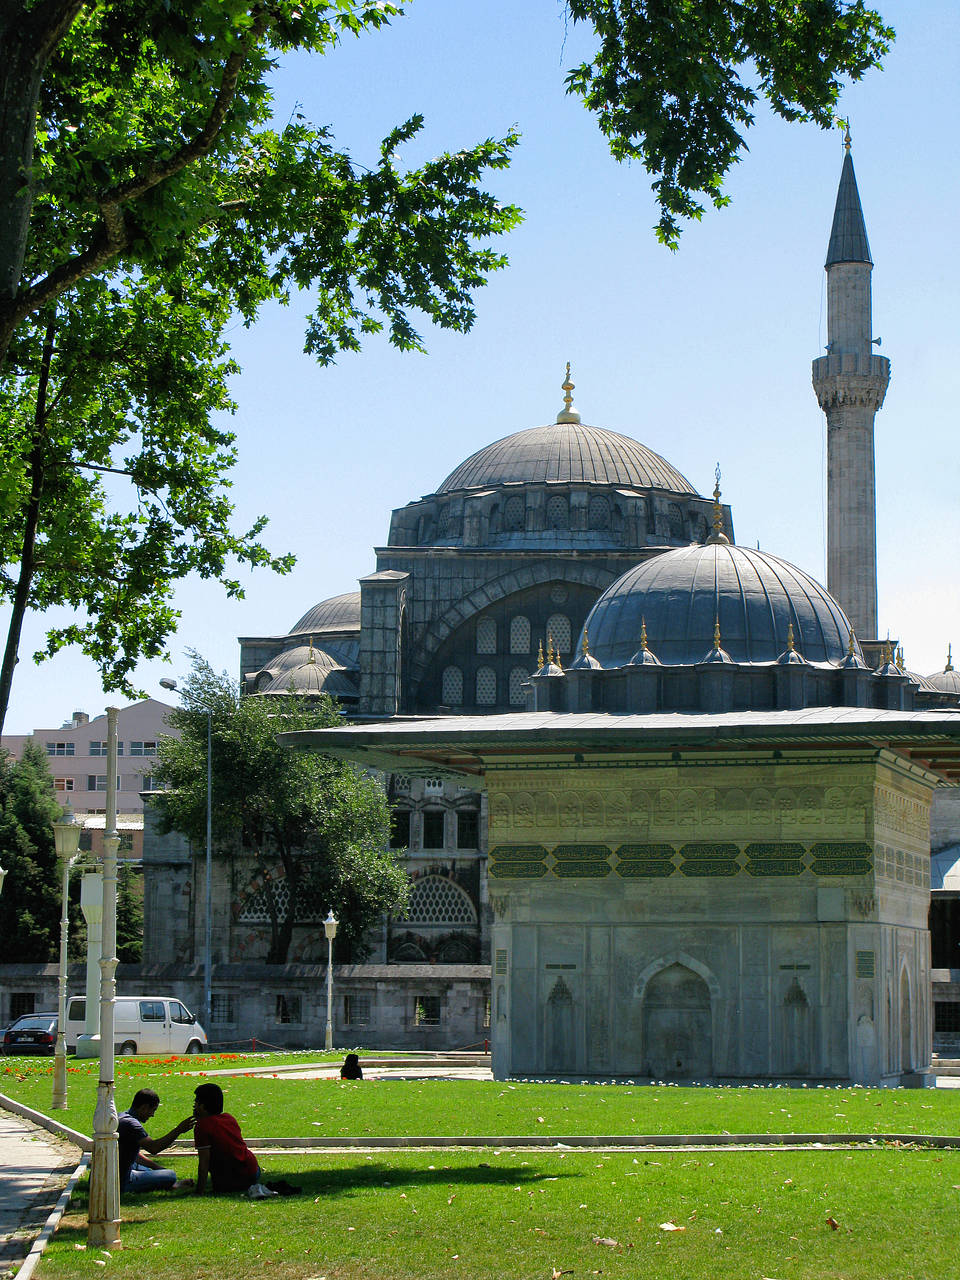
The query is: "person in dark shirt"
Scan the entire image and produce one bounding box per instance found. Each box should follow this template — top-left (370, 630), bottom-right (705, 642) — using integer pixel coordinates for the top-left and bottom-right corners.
top-left (117, 1088), bottom-right (194, 1193)
top-left (190, 1082), bottom-right (260, 1194)
top-left (340, 1053), bottom-right (363, 1080)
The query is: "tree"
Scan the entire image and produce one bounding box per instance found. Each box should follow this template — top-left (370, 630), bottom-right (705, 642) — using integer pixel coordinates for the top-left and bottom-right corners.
top-left (566, 0), bottom-right (893, 246)
top-left (0, 742), bottom-right (64, 962)
top-left (116, 863), bottom-right (144, 964)
top-left (152, 654), bottom-right (408, 963)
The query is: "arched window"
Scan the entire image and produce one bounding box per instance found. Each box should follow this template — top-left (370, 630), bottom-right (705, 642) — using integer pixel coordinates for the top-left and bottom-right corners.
top-left (546, 495), bottom-right (569, 529)
top-left (476, 617), bottom-right (497, 654)
top-left (546, 613), bottom-right (572, 658)
top-left (588, 495), bottom-right (611, 530)
top-left (503, 494), bottom-right (525, 531)
top-left (437, 505), bottom-right (451, 537)
top-left (510, 615), bottom-right (531, 654)
top-left (476, 666), bottom-right (497, 705)
top-left (667, 503), bottom-right (684, 538)
top-left (441, 666), bottom-right (463, 705)
top-left (396, 875), bottom-right (478, 925)
top-left (509, 666), bottom-right (528, 706)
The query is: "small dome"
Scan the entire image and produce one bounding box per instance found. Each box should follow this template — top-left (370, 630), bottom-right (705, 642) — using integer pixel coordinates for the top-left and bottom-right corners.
top-left (927, 667), bottom-right (960, 697)
top-left (256, 645), bottom-right (358, 700)
top-left (290, 591), bottom-right (360, 636)
top-left (437, 423), bottom-right (698, 495)
top-left (582, 543), bottom-right (859, 668)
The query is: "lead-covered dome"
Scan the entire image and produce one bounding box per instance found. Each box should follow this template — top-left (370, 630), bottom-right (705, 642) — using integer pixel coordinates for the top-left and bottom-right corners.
top-left (290, 591), bottom-right (361, 635)
top-left (437, 423), bottom-right (698, 495)
top-left (583, 542), bottom-right (859, 668)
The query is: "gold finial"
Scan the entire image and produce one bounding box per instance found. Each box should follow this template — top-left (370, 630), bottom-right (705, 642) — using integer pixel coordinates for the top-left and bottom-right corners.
top-left (581, 629), bottom-right (590, 657)
top-left (843, 120), bottom-right (852, 153)
top-left (640, 617), bottom-right (648, 652)
top-left (713, 616), bottom-right (722, 649)
top-left (786, 623), bottom-right (795, 652)
top-left (308, 634), bottom-right (316, 663)
top-left (848, 628), bottom-right (856, 656)
top-left (547, 634), bottom-right (555, 665)
top-left (708, 462), bottom-right (729, 543)
top-left (537, 640), bottom-right (544, 671)
top-left (946, 644), bottom-right (954, 673)
top-left (556, 362), bottom-right (581, 424)
top-left (882, 637), bottom-right (893, 664)
top-left (896, 645), bottom-right (904, 671)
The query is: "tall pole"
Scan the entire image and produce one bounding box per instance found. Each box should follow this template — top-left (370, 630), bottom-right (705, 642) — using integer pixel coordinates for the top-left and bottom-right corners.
top-left (52, 807), bottom-right (83, 1110)
top-left (88, 707), bottom-right (120, 1246)
top-left (205, 709), bottom-right (212, 1033)
top-left (323, 910), bottom-right (338, 1051)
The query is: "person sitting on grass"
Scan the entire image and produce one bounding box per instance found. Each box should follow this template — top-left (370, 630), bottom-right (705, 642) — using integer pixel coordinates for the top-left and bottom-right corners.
top-left (340, 1052), bottom-right (363, 1080)
top-left (118, 1088), bottom-right (194, 1194)
top-left (190, 1081), bottom-right (261, 1195)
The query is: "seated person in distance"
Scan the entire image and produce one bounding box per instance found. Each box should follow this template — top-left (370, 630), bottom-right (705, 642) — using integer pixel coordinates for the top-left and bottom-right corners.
top-left (117, 1088), bottom-right (194, 1193)
top-left (340, 1053), bottom-right (363, 1080)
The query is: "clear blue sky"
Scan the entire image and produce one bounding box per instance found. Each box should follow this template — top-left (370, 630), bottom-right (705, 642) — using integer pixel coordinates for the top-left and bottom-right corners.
top-left (4, 0), bottom-right (958, 733)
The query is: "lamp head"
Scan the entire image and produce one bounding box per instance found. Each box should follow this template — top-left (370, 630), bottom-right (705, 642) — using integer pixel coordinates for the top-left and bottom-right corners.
top-left (159, 678), bottom-right (178, 692)
top-left (53, 805), bottom-right (83, 860)
top-left (323, 909), bottom-right (338, 941)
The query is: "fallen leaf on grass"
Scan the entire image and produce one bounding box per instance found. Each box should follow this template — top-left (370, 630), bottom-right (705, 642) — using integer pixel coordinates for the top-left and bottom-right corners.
top-left (826, 1217), bottom-right (840, 1230)
top-left (551, 1269), bottom-right (573, 1278)
top-left (592, 1236), bottom-right (620, 1248)
top-left (537, 1116), bottom-right (545, 1123)
top-left (658, 1222), bottom-right (685, 1233)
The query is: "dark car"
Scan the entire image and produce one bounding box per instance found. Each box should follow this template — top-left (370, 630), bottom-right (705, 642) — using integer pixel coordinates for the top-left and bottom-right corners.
top-left (2, 1013), bottom-right (58, 1055)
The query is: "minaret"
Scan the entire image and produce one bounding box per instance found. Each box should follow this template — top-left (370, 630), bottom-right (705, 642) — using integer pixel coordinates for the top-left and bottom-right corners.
top-left (811, 133), bottom-right (890, 642)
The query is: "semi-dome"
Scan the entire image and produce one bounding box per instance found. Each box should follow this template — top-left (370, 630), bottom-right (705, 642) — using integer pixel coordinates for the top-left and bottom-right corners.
top-left (290, 591), bottom-right (361, 635)
top-left (437, 423), bottom-right (698, 496)
top-left (582, 542), bottom-right (859, 668)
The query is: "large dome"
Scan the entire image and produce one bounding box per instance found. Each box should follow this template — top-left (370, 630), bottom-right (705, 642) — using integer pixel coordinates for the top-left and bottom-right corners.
top-left (437, 423), bottom-right (698, 495)
top-left (583, 542), bottom-right (859, 667)
top-left (290, 591), bottom-right (361, 635)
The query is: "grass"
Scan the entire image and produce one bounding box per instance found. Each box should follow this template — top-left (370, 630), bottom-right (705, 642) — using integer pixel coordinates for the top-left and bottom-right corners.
top-left (4, 1056), bottom-right (960, 1139)
top-left (38, 1148), bottom-right (960, 1280)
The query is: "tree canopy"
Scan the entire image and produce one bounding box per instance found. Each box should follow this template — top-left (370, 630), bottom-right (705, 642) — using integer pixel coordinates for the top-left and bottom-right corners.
top-left (152, 655), bottom-right (408, 963)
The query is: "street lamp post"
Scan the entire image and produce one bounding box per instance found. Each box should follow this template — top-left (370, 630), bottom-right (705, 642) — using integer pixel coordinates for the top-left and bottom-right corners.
top-left (160, 678), bottom-right (213, 1030)
top-left (0, 864), bottom-right (6, 895)
top-left (88, 706), bottom-right (121, 1247)
top-left (52, 806), bottom-right (83, 1110)
top-left (323, 909), bottom-right (338, 1051)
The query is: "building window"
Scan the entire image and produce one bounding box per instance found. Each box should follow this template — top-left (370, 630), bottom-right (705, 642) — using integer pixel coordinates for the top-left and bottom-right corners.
top-left (935, 1002), bottom-right (960, 1033)
top-left (140, 775), bottom-right (155, 791)
top-left (545, 613), bottom-right (572, 659)
top-left (424, 777), bottom-right (444, 795)
top-left (482, 995), bottom-right (491, 1029)
top-left (390, 809), bottom-right (411, 849)
top-left (588, 495), bottom-right (611, 530)
top-left (414, 996), bottom-right (442, 1027)
top-left (210, 994), bottom-right (236, 1025)
top-left (476, 617), bottom-right (497, 654)
top-left (129, 741), bottom-right (157, 757)
top-left (546, 495), bottom-right (569, 529)
top-left (503, 494), bottom-right (524, 531)
top-left (10, 993), bottom-right (35, 1019)
top-left (46, 742), bottom-right (75, 757)
top-left (344, 993), bottom-right (371, 1026)
top-left (396, 875), bottom-right (477, 925)
top-left (422, 810), bottom-right (445, 849)
top-left (86, 776), bottom-right (120, 792)
top-left (441, 665), bottom-right (463, 705)
top-left (509, 615), bottom-right (531, 654)
top-left (90, 740), bottom-right (124, 756)
top-left (275, 994), bottom-right (302, 1024)
top-left (394, 775), bottom-right (411, 793)
top-left (476, 666), bottom-right (497, 706)
top-left (54, 778), bottom-right (75, 792)
top-left (509, 666), bottom-right (527, 707)
top-left (457, 810), bottom-right (479, 849)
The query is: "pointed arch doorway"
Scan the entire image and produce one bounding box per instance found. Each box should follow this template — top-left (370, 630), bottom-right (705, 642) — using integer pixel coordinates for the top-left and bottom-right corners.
top-left (641, 962), bottom-right (713, 1080)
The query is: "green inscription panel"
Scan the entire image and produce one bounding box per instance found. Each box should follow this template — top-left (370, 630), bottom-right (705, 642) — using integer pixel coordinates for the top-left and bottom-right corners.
top-left (616, 861), bottom-right (675, 879)
top-left (810, 842), bottom-right (873, 877)
top-left (552, 844), bottom-right (612, 861)
top-left (489, 845), bottom-right (550, 862)
top-left (489, 861), bottom-right (548, 879)
top-left (744, 842), bottom-right (805, 877)
top-left (553, 861), bottom-right (612, 878)
top-left (679, 842), bottom-right (739, 877)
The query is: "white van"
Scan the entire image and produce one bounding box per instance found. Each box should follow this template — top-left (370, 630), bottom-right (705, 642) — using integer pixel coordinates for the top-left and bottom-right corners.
top-left (65, 996), bottom-right (207, 1056)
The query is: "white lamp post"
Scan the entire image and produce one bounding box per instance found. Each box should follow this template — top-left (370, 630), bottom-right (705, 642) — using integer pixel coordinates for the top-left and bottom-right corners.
top-left (52, 806), bottom-right (83, 1110)
top-left (0, 864), bottom-right (6, 895)
top-left (323, 909), bottom-right (338, 1051)
top-left (88, 706), bottom-right (120, 1247)
top-left (160, 678), bottom-right (213, 1030)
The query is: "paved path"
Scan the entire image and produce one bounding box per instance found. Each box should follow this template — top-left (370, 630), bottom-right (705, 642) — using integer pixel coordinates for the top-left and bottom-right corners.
top-left (0, 1111), bottom-right (78, 1278)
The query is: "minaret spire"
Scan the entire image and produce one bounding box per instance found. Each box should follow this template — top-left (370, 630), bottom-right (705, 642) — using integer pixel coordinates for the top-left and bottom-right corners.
top-left (811, 137), bottom-right (890, 643)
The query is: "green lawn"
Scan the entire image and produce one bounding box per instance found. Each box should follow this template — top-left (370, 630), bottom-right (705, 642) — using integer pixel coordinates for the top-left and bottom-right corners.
top-left (38, 1149), bottom-right (960, 1280)
top-left (4, 1055), bottom-right (960, 1139)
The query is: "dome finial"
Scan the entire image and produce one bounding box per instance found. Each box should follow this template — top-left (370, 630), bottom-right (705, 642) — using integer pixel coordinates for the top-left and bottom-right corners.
top-left (556, 362), bottom-right (581, 424)
top-left (786, 623), bottom-right (795, 652)
top-left (547, 634), bottom-right (555, 665)
top-left (308, 634), bottom-right (316, 664)
top-left (714, 615), bottom-right (722, 648)
top-left (707, 462), bottom-right (730, 544)
top-left (537, 640), bottom-right (544, 671)
top-left (581, 629), bottom-right (590, 658)
top-left (946, 643), bottom-right (954, 673)
top-left (640, 616), bottom-right (648, 652)
top-left (842, 118), bottom-right (852, 153)
top-left (848, 628), bottom-right (856, 657)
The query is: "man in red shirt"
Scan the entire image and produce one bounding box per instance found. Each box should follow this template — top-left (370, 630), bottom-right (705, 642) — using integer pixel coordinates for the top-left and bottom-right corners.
top-left (191, 1082), bottom-right (260, 1194)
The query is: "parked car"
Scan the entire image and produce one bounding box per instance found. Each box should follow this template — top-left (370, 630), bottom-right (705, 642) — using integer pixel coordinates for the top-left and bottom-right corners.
top-left (65, 995), bottom-right (207, 1056)
top-left (2, 1012), bottom-right (58, 1055)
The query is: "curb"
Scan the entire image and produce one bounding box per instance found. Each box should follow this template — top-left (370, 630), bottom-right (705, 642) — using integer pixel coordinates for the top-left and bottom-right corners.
top-left (0, 1093), bottom-right (92, 1151)
top-left (13, 1154), bottom-right (89, 1280)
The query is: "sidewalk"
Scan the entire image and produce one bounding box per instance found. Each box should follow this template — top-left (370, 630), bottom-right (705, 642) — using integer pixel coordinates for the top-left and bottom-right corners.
top-left (0, 1110), bottom-right (80, 1278)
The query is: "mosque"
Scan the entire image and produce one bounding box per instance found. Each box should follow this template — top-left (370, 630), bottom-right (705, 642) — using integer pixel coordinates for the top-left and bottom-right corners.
top-left (146, 144), bottom-right (960, 1080)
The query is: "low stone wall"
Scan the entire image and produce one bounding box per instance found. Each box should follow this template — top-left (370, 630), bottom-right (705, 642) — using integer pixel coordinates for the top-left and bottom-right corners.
top-left (0, 963), bottom-right (491, 1053)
